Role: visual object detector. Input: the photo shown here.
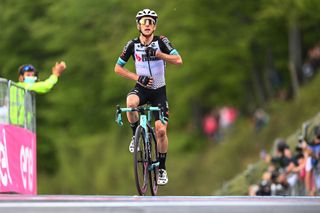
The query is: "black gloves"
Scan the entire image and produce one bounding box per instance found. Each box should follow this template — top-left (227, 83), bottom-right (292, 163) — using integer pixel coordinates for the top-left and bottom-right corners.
top-left (145, 47), bottom-right (157, 57)
top-left (138, 75), bottom-right (152, 87)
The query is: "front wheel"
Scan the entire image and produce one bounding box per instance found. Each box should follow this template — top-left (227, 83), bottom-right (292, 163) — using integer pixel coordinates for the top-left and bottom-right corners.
top-left (148, 124), bottom-right (159, 196)
top-left (134, 126), bottom-right (148, 195)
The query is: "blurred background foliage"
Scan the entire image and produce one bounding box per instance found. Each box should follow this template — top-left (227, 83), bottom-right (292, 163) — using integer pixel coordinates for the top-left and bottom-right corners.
top-left (1, 0), bottom-right (320, 195)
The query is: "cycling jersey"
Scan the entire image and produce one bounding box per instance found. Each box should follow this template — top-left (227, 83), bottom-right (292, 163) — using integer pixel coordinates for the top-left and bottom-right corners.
top-left (117, 35), bottom-right (179, 89)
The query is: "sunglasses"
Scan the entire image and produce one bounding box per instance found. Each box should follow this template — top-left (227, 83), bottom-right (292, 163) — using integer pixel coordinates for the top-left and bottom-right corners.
top-left (139, 18), bottom-right (156, 26)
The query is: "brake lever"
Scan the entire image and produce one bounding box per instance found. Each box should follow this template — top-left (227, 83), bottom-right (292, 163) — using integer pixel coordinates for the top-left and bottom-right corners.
top-left (115, 105), bottom-right (123, 126)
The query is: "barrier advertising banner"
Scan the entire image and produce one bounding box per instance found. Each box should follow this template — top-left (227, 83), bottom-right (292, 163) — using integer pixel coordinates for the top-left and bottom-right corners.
top-left (0, 124), bottom-right (37, 194)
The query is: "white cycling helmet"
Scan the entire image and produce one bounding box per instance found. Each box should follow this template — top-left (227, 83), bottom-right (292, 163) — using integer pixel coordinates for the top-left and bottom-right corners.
top-left (136, 9), bottom-right (158, 23)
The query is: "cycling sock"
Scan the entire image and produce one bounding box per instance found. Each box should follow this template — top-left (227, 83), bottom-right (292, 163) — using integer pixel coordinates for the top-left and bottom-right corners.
top-left (130, 121), bottom-right (139, 135)
top-left (158, 152), bottom-right (167, 170)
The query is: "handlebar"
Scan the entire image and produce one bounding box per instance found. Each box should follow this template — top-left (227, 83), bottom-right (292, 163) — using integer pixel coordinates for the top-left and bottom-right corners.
top-left (115, 105), bottom-right (124, 126)
top-left (115, 105), bottom-right (167, 126)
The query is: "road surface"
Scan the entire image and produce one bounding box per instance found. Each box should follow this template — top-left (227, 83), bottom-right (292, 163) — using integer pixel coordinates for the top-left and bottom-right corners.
top-left (0, 195), bottom-right (319, 213)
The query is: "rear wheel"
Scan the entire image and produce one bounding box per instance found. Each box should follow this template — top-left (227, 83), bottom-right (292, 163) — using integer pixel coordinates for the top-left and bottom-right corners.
top-left (134, 126), bottom-right (148, 195)
top-left (148, 125), bottom-right (159, 196)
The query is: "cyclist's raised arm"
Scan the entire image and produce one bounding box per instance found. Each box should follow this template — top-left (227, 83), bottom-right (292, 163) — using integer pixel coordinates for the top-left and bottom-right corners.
top-left (156, 52), bottom-right (182, 65)
top-left (157, 35), bottom-right (182, 66)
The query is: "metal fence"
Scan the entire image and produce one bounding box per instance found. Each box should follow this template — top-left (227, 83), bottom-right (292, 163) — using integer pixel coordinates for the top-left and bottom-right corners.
top-left (0, 78), bottom-right (36, 132)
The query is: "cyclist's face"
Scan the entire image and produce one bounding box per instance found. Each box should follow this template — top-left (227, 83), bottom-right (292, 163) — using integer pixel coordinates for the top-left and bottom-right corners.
top-left (137, 17), bottom-right (156, 36)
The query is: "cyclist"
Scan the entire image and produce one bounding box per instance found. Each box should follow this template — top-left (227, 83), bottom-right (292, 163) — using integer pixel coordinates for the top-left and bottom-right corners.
top-left (17, 61), bottom-right (66, 93)
top-left (114, 9), bottom-right (182, 185)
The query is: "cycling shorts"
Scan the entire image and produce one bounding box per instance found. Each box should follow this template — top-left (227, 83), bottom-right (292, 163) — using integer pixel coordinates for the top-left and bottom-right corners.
top-left (128, 83), bottom-right (169, 122)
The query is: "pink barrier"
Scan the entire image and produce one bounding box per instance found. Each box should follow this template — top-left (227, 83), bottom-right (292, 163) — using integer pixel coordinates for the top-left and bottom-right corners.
top-left (0, 124), bottom-right (37, 194)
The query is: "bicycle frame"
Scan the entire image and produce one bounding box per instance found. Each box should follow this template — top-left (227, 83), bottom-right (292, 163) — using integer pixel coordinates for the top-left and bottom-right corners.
top-left (116, 105), bottom-right (166, 165)
top-left (115, 105), bottom-right (166, 195)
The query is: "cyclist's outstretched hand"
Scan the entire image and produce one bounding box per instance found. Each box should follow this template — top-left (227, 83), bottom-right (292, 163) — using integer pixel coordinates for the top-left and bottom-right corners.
top-left (52, 61), bottom-right (67, 77)
top-left (137, 75), bottom-right (153, 88)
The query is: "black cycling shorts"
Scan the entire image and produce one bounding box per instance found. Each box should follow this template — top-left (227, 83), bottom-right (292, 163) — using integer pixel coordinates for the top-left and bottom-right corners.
top-left (127, 84), bottom-right (169, 122)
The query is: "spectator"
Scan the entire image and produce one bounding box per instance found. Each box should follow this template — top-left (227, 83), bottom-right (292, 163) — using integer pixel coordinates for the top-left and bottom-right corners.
top-left (251, 124), bottom-right (320, 196)
top-left (302, 125), bottom-right (320, 196)
top-left (10, 62), bottom-right (66, 126)
top-left (263, 139), bottom-right (292, 170)
top-left (248, 184), bottom-right (259, 196)
top-left (271, 170), bottom-right (289, 195)
top-left (219, 106), bottom-right (237, 129)
top-left (253, 108), bottom-right (269, 132)
top-left (302, 43), bottom-right (320, 83)
top-left (260, 139), bottom-right (295, 195)
top-left (255, 172), bottom-right (272, 196)
top-left (286, 151), bottom-right (306, 195)
top-left (17, 62), bottom-right (66, 94)
top-left (202, 110), bottom-right (219, 142)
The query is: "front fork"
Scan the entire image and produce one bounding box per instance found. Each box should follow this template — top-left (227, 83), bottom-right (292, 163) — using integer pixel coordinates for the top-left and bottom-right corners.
top-left (140, 115), bottom-right (159, 171)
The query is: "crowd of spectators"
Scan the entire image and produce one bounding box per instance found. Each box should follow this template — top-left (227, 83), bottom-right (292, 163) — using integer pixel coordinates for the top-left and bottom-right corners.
top-left (249, 124), bottom-right (320, 196)
top-left (248, 42), bottom-right (320, 196)
top-left (202, 106), bottom-right (237, 142)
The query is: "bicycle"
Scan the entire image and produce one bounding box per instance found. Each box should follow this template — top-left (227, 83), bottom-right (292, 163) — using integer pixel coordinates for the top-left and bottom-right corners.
top-left (115, 104), bottom-right (166, 196)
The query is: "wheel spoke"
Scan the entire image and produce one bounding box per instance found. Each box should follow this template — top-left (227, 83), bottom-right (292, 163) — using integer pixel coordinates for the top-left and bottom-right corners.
top-left (134, 126), bottom-right (148, 195)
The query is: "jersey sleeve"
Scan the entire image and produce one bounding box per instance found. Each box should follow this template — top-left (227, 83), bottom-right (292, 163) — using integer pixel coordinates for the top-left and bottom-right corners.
top-left (116, 40), bottom-right (135, 67)
top-left (21, 74), bottom-right (58, 94)
top-left (158, 36), bottom-right (179, 55)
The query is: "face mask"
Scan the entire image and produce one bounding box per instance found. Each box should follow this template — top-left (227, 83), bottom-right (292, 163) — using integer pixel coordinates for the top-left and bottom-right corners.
top-left (24, 76), bottom-right (37, 83)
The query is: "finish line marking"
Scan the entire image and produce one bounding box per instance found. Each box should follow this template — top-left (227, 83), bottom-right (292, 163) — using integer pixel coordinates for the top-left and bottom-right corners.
top-left (0, 200), bottom-right (319, 208)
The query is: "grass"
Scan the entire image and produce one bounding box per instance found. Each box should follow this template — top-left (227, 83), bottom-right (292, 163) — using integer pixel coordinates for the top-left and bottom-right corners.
top-left (212, 74), bottom-right (320, 195)
top-left (38, 74), bottom-right (320, 196)
top-left (162, 74), bottom-right (320, 196)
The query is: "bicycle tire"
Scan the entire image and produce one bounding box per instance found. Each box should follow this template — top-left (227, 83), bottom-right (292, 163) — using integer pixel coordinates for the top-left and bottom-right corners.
top-left (134, 125), bottom-right (148, 195)
top-left (148, 124), bottom-right (159, 196)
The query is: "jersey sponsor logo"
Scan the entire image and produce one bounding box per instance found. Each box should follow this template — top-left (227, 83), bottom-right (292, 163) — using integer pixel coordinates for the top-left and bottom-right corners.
top-left (121, 40), bottom-right (132, 57)
top-left (135, 43), bottom-right (147, 52)
top-left (160, 36), bottom-right (174, 52)
top-left (136, 49), bottom-right (145, 52)
top-left (122, 41), bottom-right (131, 52)
top-left (142, 54), bottom-right (159, 62)
top-left (135, 53), bottom-right (142, 61)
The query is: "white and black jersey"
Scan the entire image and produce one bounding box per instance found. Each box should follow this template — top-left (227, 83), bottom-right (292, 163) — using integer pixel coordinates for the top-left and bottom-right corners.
top-left (117, 35), bottom-right (179, 89)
